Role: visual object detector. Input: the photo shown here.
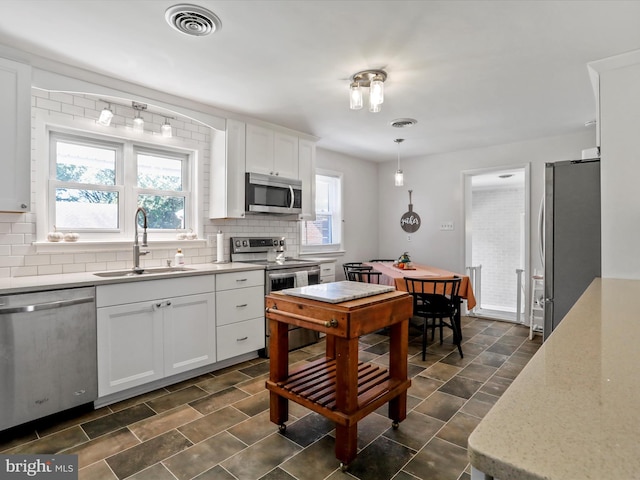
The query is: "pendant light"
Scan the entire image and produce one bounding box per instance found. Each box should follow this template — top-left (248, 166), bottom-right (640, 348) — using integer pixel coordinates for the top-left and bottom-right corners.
top-left (394, 138), bottom-right (405, 186)
top-left (161, 118), bottom-right (173, 138)
top-left (97, 103), bottom-right (113, 126)
top-left (349, 69), bottom-right (387, 113)
top-left (132, 101), bottom-right (147, 133)
top-left (349, 81), bottom-right (363, 110)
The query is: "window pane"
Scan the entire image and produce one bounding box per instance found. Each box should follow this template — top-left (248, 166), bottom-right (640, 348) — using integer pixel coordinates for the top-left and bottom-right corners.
top-left (56, 141), bottom-right (116, 185)
top-left (303, 214), bottom-right (332, 245)
top-left (55, 188), bottom-right (118, 229)
top-left (138, 194), bottom-right (185, 229)
top-left (137, 154), bottom-right (183, 191)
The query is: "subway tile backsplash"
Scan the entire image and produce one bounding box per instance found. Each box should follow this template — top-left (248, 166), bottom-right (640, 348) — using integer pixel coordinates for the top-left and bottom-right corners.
top-left (0, 90), bottom-right (299, 278)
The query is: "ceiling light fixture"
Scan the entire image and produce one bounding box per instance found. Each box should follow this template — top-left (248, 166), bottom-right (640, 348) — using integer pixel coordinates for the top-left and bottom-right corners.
top-left (161, 118), bottom-right (173, 138)
top-left (394, 138), bottom-right (405, 186)
top-left (97, 103), bottom-right (114, 126)
top-left (349, 69), bottom-right (387, 113)
top-left (132, 101), bottom-right (147, 133)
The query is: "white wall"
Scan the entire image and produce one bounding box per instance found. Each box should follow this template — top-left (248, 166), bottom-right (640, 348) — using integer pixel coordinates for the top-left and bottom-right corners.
top-left (315, 148), bottom-right (379, 278)
top-left (376, 130), bottom-right (596, 276)
top-left (597, 60), bottom-right (640, 279)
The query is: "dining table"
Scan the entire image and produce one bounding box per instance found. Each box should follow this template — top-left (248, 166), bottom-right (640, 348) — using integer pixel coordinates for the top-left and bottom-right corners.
top-left (364, 261), bottom-right (477, 311)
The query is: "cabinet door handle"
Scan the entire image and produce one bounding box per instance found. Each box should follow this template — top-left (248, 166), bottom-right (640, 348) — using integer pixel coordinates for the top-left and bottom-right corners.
top-left (155, 303), bottom-right (162, 308)
top-left (236, 336), bottom-right (248, 342)
top-left (236, 278), bottom-right (248, 282)
top-left (166, 301), bottom-right (172, 306)
top-left (236, 303), bottom-right (248, 308)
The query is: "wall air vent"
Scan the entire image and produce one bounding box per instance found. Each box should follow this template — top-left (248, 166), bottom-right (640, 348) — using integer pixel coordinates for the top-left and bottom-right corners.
top-left (165, 4), bottom-right (222, 37)
top-left (390, 118), bottom-right (418, 128)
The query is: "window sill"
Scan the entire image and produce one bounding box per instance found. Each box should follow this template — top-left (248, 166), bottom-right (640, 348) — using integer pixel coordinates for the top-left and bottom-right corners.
top-left (299, 250), bottom-right (345, 258)
top-left (34, 239), bottom-right (207, 253)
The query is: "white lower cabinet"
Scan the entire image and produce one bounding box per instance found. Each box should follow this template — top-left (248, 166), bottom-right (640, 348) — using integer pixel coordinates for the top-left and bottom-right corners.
top-left (319, 261), bottom-right (336, 283)
top-left (96, 276), bottom-right (216, 397)
top-left (216, 270), bottom-right (265, 361)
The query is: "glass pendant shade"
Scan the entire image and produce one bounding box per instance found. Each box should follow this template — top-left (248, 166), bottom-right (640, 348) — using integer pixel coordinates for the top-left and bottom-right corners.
top-left (349, 82), bottom-right (363, 110)
top-left (369, 100), bottom-right (381, 113)
top-left (369, 74), bottom-right (384, 106)
top-left (97, 107), bottom-right (113, 126)
top-left (133, 114), bottom-right (144, 133)
top-left (395, 170), bottom-right (404, 186)
top-left (161, 120), bottom-right (172, 138)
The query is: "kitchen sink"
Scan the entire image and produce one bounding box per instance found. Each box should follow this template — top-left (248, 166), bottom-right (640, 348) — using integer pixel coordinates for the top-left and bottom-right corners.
top-left (93, 267), bottom-right (196, 278)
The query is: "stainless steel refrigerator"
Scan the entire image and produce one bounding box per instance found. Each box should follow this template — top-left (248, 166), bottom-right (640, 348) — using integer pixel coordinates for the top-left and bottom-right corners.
top-left (543, 159), bottom-right (600, 340)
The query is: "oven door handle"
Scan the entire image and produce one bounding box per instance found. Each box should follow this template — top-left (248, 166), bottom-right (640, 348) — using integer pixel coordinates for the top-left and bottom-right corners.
top-left (268, 268), bottom-right (320, 280)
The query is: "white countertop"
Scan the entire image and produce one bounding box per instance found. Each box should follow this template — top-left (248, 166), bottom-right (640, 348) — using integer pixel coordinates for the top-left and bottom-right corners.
top-left (0, 262), bottom-right (264, 295)
top-left (282, 280), bottom-right (395, 303)
top-left (468, 278), bottom-right (640, 480)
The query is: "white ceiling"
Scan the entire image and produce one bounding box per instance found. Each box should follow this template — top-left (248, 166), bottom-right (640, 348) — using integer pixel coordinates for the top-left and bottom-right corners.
top-left (1, 0), bottom-right (640, 162)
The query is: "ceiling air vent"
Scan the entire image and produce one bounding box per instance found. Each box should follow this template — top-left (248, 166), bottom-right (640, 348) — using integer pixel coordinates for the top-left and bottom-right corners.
top-left (165, 4), bottom-right (222, 37)
top-left (390, 118), bottom-right (418, 128)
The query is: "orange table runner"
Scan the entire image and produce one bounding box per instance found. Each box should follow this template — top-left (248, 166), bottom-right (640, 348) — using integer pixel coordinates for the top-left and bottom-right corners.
top-left (366, 262), bottom-right (477, 310)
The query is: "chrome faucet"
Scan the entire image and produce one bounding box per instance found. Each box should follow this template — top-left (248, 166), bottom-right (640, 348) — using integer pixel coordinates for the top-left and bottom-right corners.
top-left (133, 207), bottom-right (150, 273)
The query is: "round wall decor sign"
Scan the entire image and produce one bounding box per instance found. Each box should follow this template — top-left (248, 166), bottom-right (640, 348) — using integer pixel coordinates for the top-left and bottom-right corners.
top-left (400, 190), bottom-right (421, 233)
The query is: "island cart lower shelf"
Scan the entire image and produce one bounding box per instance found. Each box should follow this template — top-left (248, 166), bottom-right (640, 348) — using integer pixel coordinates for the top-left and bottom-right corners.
top-left (265, 288), bottom-right (413, 468)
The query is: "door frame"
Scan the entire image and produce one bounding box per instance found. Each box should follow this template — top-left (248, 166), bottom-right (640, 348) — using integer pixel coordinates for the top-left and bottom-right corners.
top-left (462, 163), bottom-right (531, 322)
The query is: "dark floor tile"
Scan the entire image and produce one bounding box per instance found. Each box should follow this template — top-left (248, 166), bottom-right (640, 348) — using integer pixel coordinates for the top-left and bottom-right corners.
top-left (465, 333), bottom-right (498, 347)
top-left (420, 362), bottom-right (461, 382)
top-left (79, 460), bottom-right (118, 480)
top-left (487, 342), bottom-right (520, 356)
top-left (404, 436), bottom-right (468, 480)
top-left (189, 386), bottom-right (250, 415)
top-left (281, 412), bottom-right (334, 448)
top-left (355, 412), bottom-right (394, 449)
top-left (280, 435), bottom-right (339, 480)
top-left (460, 397), bottom-right (495, 419)
top-left (5, 425), bottom-right (88, 454)
top-left (408, 375), bottom-right (444, 399)
top-left (221, 432), bottom-right (302, 480)
top-left (480, 374), bottom-right (513, 397)
top-left (383, 410), bottom-right (444, 451)
top-left (127, 404), bottom-right (201, 442)
top-left (363, 341), bottom-right (390, 355)
top-left (64, 427), bottom-right (138, 469)
top-left (474, 350), bottom-right (509, 368)
top-left (233, 389), bottom-right (270, 417)
top-left (0, 427), bottom-right (38, 453)
top-left (457, 363), bottom-right (497, 383)
top-left (37, 406), bottom-right (111, 438)
top-left (439, 375), bottom-right (483, 400)
top-left (260, 467), bottom-right (298, 480)
top-left (239, 360), bottom-right (271, 378)
top-left (198, 370), bottom-right (252, 394)
top-left (106, 430), bottom-right (192, 479)
top-left (108, 388), bottom-right (169, 413)
top-left (497, 333), bottom-right (527, 346)
top-left (413, 391), bottom-right (466, 423)
top-left (346, 435), bottom-right (415, 480)
top-left (495, 360), bottom-right (526, 380)
top-left (81, 404), bottom-right (155, 439)
top-left (128, 463), bottom-right (177, 480)
top-left (236, 375), bottom-right (269, 395)
top-left (193, 465), bottom-right (237, 480)
top-left (164, 373), bottom-right (215, 392)
top-left (228, 410), bottom-right (278, 445)
top-left (146, 385), bottom-right (209, 414)
top-left (435, 411), bottom-right (481, 448)
top-left (178, 405), bottom-right (248, 444)
top-left (164, 431), bottom-right (247, 480)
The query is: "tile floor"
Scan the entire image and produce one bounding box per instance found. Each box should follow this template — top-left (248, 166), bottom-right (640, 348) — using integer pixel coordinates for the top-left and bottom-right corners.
top-left (0, 316), bottom-right (542, 480)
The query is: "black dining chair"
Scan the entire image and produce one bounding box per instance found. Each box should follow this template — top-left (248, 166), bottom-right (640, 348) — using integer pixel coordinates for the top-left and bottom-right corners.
top-left (342, 262), bottom-right (373, 278)
top-left (404, 276), bottom-right (463, 360)
top-left (346, 269), bottom-right (383, 284)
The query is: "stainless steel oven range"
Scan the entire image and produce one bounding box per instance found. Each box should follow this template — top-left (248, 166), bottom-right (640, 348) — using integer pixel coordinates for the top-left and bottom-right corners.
top-left (230, 237), bottom-right (320, 357)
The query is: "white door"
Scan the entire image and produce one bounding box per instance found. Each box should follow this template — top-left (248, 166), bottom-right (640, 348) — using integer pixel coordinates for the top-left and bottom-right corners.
top-left (463, 165), bottom-right (530, 323)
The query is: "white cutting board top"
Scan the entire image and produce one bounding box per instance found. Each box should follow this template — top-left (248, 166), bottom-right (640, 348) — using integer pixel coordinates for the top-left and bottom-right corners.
top-left (282, 280), bottom-right (395, 304)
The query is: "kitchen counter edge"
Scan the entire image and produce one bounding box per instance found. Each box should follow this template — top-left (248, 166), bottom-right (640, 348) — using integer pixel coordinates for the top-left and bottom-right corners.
top-left (0, 263), bottom-right (265, 295)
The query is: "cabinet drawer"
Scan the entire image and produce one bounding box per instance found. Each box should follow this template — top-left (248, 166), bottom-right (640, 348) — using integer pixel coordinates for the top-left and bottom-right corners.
top-left (216, 270), bottom-right (264, 291)
top-left (217, 317), bottom-right (265, 361)
top-left (216, 285), bottom-right (264, 326)
top-left (319, 263), bottom-right (336, 277)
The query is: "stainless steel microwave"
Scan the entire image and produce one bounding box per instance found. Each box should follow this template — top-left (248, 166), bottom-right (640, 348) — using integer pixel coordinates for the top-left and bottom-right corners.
top-left (245, 172), bottom-right (302, 214)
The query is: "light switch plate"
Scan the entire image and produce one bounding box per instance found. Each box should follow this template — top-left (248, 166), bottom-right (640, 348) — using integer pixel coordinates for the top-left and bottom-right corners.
top-left (440, 221), bottom-right (454, 231)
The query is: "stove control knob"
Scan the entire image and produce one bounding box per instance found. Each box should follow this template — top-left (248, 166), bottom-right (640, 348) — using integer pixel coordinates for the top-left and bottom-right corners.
top-left (235, 240), bottom-right (241, 247)
top-left (242, 240), bottom-right (248, 247)
top-left (279, 240), bottom-right (285, 246)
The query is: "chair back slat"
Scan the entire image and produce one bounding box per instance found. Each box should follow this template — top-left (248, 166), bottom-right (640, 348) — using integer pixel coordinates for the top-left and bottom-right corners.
top-left (347, 270), bottom-right (382, 284)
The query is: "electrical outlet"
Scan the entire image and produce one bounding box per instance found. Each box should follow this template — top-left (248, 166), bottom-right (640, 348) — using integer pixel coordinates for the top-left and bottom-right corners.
top-left (407, 235), bottom-right (411, 241)
top-left (440, 221), bottom-right (454, 231)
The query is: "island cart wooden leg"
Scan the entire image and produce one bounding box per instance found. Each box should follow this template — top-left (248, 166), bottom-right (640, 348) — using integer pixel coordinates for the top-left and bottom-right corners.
top-left (388, 318), bottom-right (409, 425)
top-left (269, 319), bottom-right (289, 427)
top-left (334, 336), bottom-right (359, 467)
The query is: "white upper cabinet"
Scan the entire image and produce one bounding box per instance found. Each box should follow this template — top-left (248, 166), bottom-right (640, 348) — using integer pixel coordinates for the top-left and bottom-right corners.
top-left (210, 119), bottom-right (246, 219)
top-left (298, 138), bottom-right (317, 221)
top-left (0, 57), bottom-right (31, 213)
top-left (246, 123), bottom-right (298, 179)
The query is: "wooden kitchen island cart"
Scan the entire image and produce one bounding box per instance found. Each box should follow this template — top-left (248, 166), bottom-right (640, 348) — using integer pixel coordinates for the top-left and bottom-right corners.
top-left (265, 288), bottom-right (413, 469)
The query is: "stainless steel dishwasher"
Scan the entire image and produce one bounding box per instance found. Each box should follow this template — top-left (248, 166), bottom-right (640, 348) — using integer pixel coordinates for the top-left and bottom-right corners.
top-left (0, 287), bottom-right (97, 431)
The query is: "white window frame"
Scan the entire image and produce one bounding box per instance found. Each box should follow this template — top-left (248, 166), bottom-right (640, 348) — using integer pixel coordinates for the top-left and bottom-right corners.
top-left (300, 169), bottom-right (343, 253)
top-left (35, 113), bottom-right (200, 246)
